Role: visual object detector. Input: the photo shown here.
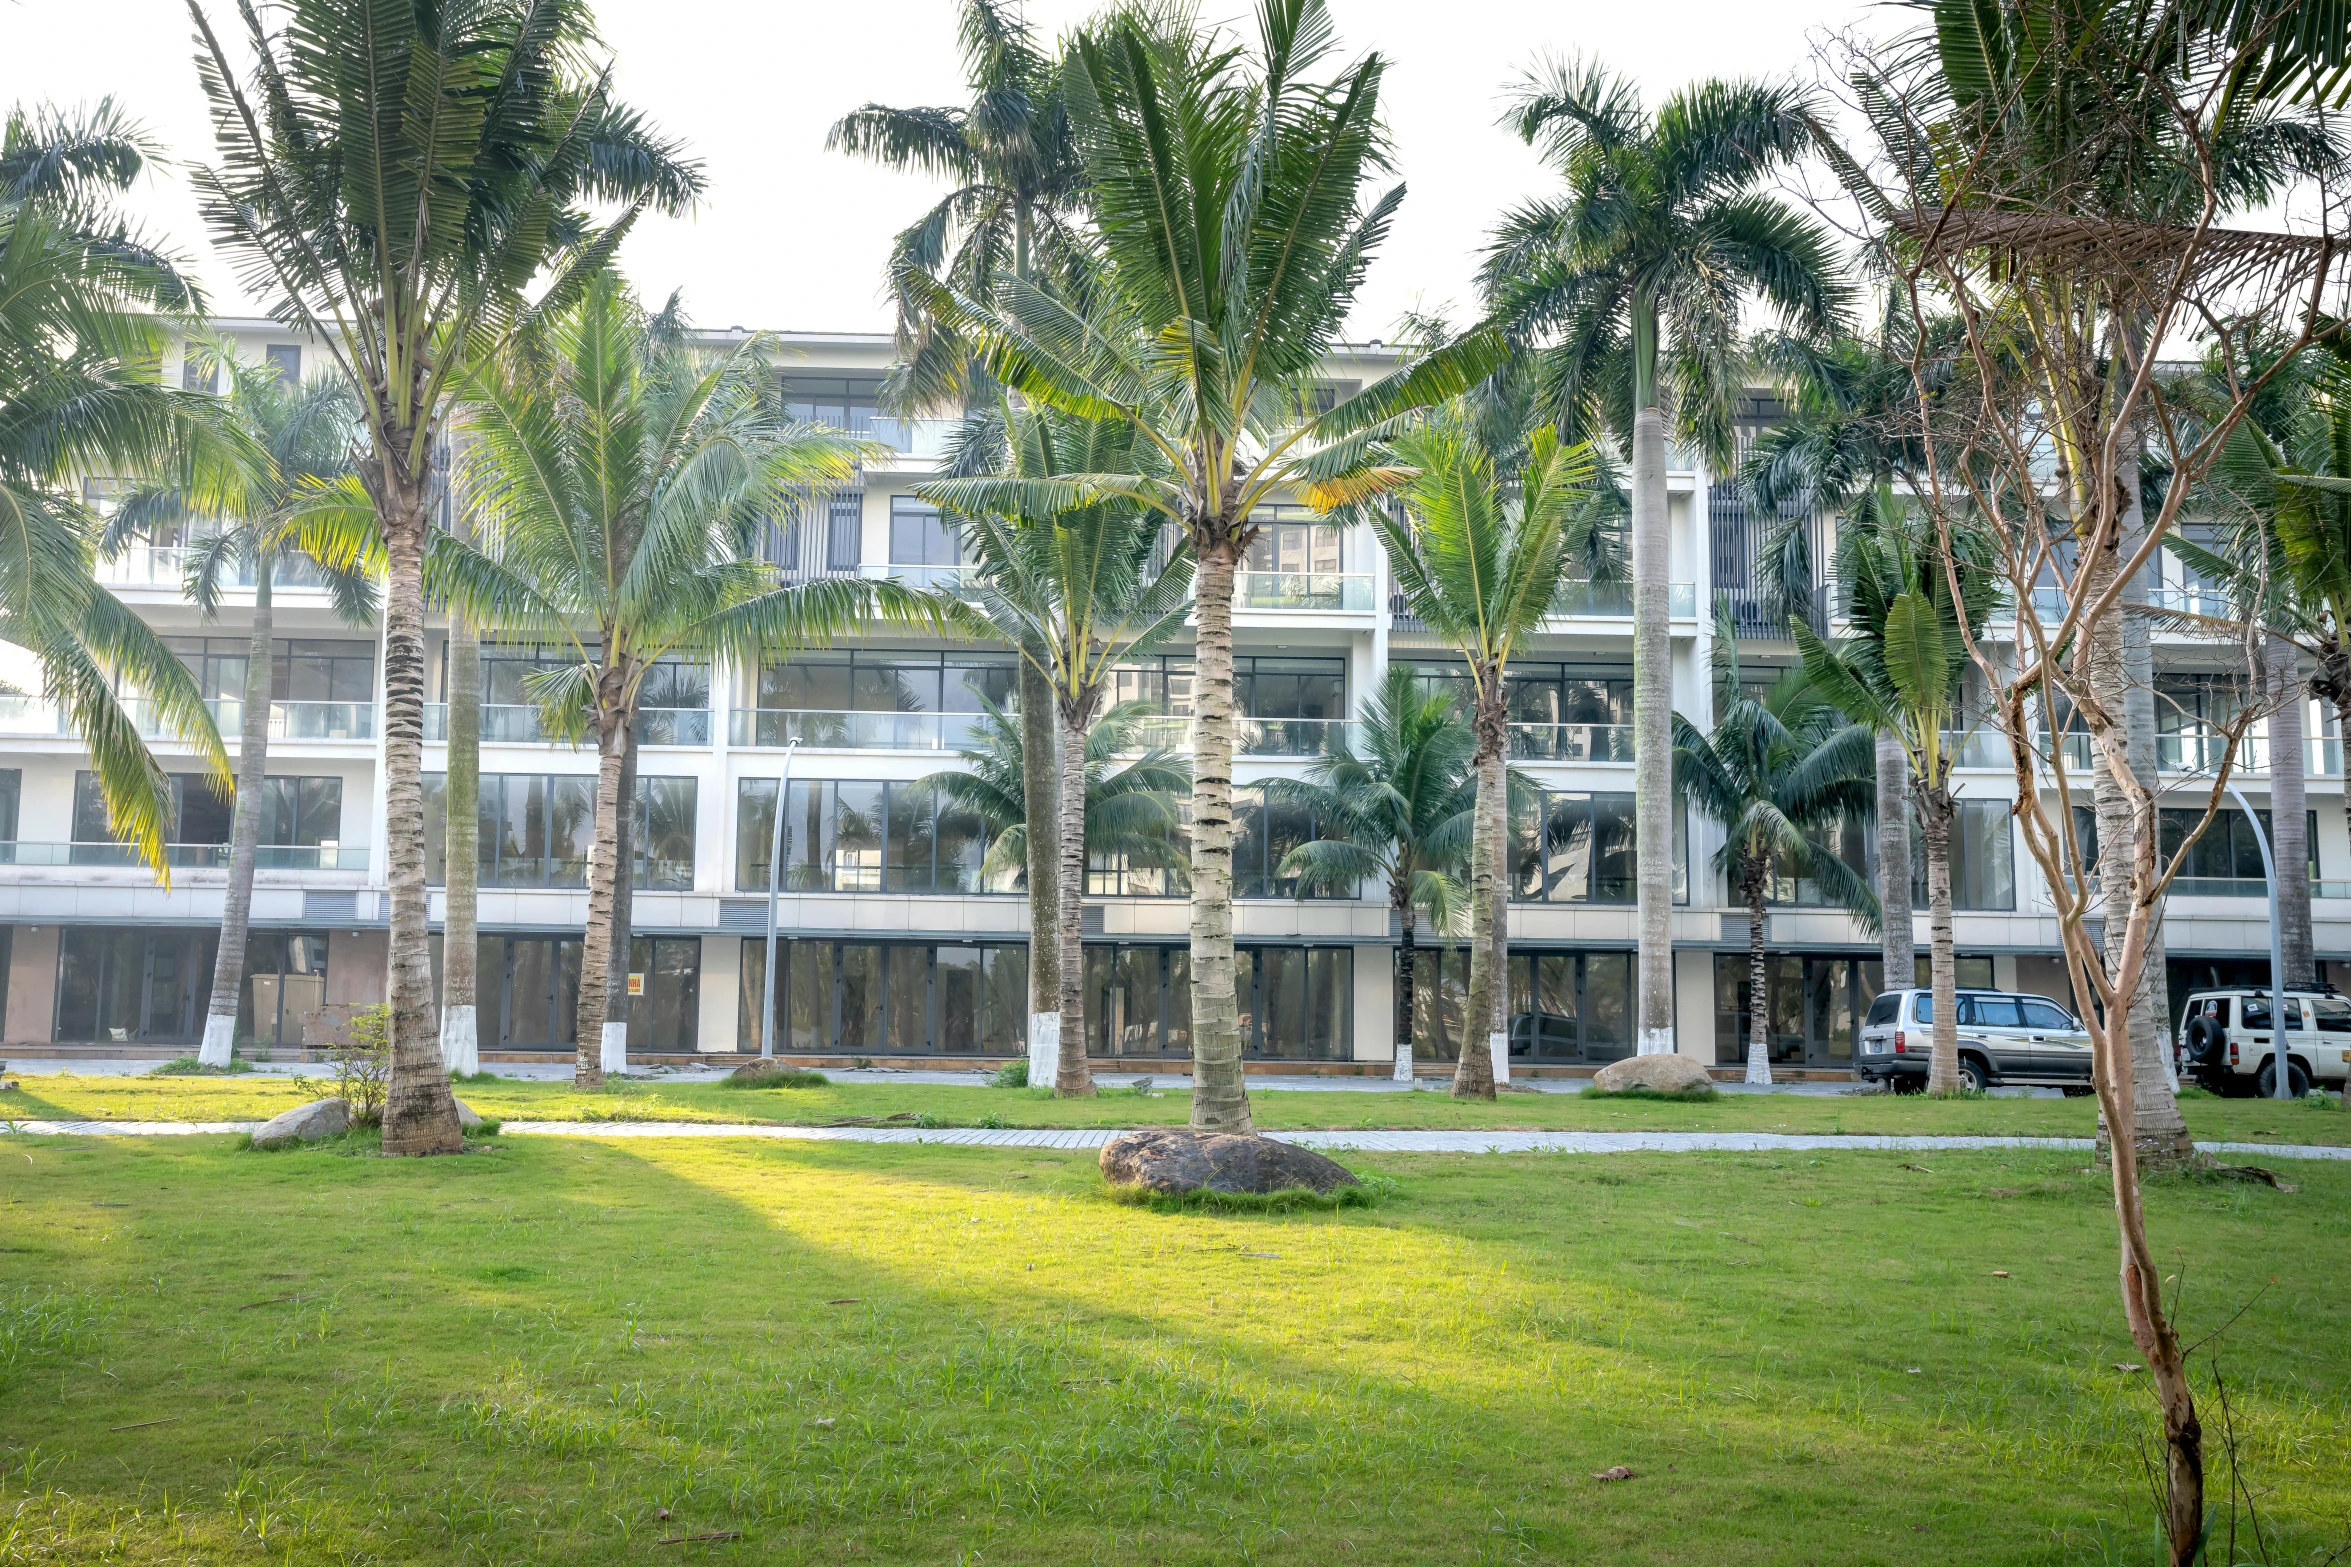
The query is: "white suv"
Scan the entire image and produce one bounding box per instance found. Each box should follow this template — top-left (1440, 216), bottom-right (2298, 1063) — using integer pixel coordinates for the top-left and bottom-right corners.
top-left (2176, 989), bottom-right (2351, 1098)
top-left (1857, 988), bottom-right (2096, 1094)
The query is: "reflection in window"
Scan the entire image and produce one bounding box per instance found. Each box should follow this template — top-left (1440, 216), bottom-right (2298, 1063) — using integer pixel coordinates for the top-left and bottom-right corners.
top-left (737, 778), bottom-right (1009, 894)
top-left (1508, 789), bottom-right (1685, 904)
top-left (740, 938), bottom-right (1028, 1054)
top-left (424, 773), bottom-right (694, 889)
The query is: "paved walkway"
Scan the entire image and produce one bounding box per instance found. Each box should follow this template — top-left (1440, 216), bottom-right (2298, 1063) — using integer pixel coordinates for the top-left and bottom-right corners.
top-left (2, 1117), bottom-right (2345, 1161)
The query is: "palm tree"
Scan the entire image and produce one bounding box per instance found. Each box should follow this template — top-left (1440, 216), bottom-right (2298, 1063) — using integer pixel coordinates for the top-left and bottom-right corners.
top-left (1793, 497), bottom-right (1997, 1093)
top-left (432, 276), bottom-right (937, 1087)
top-left (1368, 419), bottom-right (1598, 1100)
top-left (924, 410), bottom-right (1193, 1096)
top-left (921, 699), bottom-right (1189, 902)
top-left (827, 0), bottom-right (1088, 411)
top-left (1676, 615), bottom-right (1879, 1084)
top-left (188, 0), bottom-right (703, 1152)
top-left (921, 0), bottom-right (1501, 1133)
top-left (1, 101), bottom-right (252, 876)
top-left (1271, 665), bottom-right (1476, 1083)
top-left (1486, 59), bottom-right (1848, 1061)
top-left (834, 0), bottom-right (1092, 1068)
top-left (108, 332), bottom-right (371, 1067)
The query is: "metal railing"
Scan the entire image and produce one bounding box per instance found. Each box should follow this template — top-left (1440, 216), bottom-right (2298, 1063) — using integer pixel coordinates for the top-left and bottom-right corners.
top-left (1234, 571), bottom-right (1375, 611)
top-left (864, 563), bottom-right (974, 593)
top-left (212, 699), bottom-right (374, 741)
top-left (1509, 723), bottom-right (1635, 762)
top-left (729, 708), bottom-right (990, 751)
top-left (2033, 730), bottom-right (2345, 776)
top-left (7, 842), bottom-right (369, 869)
top-left (424, 705), bottom-right (710, 746)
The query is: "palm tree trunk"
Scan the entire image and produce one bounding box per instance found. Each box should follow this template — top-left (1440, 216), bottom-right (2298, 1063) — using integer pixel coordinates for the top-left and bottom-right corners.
top-left (1877, 731), bottom-right (1914, 992)
top-left (1188, 540), bottom-right (1252, 1132)
top-left (1393, 891), bottom-right (1417, 1084)
top-left (1919, 787), bottom-right (1960, 1094)
top-left (602, 723), bottom-right (638, 1074)
top-left (1632, 401), bottom-right (1675, 1055)
top-left (1455, 689), bottom-right (1505, 1101)
top-left (2269, 636), bottom-right (2314, 988)
top-left (377, 490), bottom-right (463, 1155)
top-left (440, 554), bottom-right (481, 1075)
top-left (1020, 656), bottom-right (1060, 1077)
top-left (1745, 863), bottom-right (1772, 1087)
top-left (573, 699), bottom-right (628, 1090)
top-left (200, 570), bottom-right (273, 1068)
top-left (1054, 701), bottom-right (1097, 1096)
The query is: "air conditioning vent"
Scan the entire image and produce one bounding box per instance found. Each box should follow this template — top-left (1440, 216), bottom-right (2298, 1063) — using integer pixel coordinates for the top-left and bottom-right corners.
top-left (304, 890), bottom-right (359, 924)
top-left (718, 899), bottom-right (770, 932)
top-left (1080, 904), bottom-right (1105, 935)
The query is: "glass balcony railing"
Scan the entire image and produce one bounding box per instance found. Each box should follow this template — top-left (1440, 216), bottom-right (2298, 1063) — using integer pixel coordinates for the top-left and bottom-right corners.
top-left (1509, 723), bottom-right (1635, 762)
top-left (1234, 571), bottom-right (1375, 611)
top-left (211, 699), bottom-right (375, 741)
top-left (2029, 730), bottom-right (2342, 776)
top-left (864, 563), bottom-right (975, 593)
top-left (729, 708), bottom-right (991, 751)
top-left (1541, 581), bottom-right (1701, 619)
top-left (424, 705), bottom-right (710, 746)
top-left (0, 696), bottom-right (61, 734)
top-left (99, 547), bottom-right (330, 591)
top-left (1115, 715), bottom-right (1353, 757)
top-left (2, 842), bottom-right (368, 869)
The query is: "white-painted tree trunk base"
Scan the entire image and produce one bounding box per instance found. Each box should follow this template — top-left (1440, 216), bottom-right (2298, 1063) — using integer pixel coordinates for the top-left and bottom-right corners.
top-left (1028, 1012), bottom-right (1059, 1087)
top-left (1746, 1040), bottom-right (1773, 1086)
top-left (1392, 1047), bottom-right (1413, 1084)
top-left (199, 1015), bottom-right (236, 1069)
top-left (441, 1006), bottom-right (478, 1076)
top-left (1636, 1027), bottom-right (1675, 1056)
top-left (1489, 1032), bottom-right (1509, 1085)
top-left (599, 1021), bottom-right (627, 1076)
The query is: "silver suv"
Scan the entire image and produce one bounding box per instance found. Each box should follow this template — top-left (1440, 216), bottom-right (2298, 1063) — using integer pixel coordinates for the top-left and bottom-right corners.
top-left (1856, 988), bottom-right (2096, 1094)
top-left (2176, 989), bottom-right (2351, 1098)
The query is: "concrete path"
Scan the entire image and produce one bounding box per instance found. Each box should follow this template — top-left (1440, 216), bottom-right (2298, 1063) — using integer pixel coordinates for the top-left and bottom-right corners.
top-left (3, 1117), bottom-right (2346, 1161)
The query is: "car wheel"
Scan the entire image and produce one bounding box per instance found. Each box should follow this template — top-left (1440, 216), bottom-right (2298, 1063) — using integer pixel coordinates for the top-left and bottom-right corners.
top-left (2255, 1059), bottom-right (2312, 1099)
top-left (1959, 1056), bottom-right (1990, 1092)
top-left (2061, 1085), bottom-right (2096, 1098)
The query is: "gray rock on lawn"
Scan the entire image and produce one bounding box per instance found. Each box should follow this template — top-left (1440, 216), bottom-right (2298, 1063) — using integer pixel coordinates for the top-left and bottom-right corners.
top-left (1100, 1128), bottom-right (1360, 1196)
top-left (729, 1058), bottom-right (791, 1083)
top-left (1591, 1054), bottom-right (1716, 1094)
top-left (251, 1097), bottom-right (350, 1149)
top-left (452, 1097), bottom-right (483, 1129)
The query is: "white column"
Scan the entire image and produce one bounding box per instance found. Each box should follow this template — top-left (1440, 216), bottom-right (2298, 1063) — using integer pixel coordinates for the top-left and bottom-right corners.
top-left (698, 935), bottom-right (741, 1054)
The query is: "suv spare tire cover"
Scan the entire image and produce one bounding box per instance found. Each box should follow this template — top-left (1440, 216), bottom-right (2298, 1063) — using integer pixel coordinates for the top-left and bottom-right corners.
top-left (2185, 1014), bottom-right (2225, 1064)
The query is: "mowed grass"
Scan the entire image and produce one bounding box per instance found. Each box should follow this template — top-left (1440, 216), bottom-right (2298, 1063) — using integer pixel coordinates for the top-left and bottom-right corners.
top-left (2, 1134), bottom-right (2348, 1564)
top-left (10, 1069), bottom-right (2351, 1145)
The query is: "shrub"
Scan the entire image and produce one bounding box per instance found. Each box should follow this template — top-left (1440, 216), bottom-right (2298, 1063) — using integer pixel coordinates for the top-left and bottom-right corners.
top-left (151, 1054), bottom-right (256, 1077)
top-left (2303, 1090), bottom-right (2344, 1112)
top-left (719, 1067), bottom-right (830, 1091)
top-left (992, 1060), bottom-right (1029, 1089)
top-left (1578, 1084), bottom-right (1721, 1103)
top-left (330, 1005), bottom-right (392, 1126)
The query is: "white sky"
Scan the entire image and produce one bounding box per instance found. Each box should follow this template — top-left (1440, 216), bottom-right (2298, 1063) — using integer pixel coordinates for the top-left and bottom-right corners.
top-left (2, 0), bottom-right (1876, 338)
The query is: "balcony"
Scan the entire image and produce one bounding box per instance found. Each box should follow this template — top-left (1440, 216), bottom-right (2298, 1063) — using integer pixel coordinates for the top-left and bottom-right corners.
top-left (729, 708), bottom-right (990, 751)
top-left (99, 546), bottom-right (330, 592)
top-left (424, 705), bottom-right (711, 746)
top-left (2, 842), bottom-right (368, 870)
top-left (1235, 571), bottom-right (1375, 611)
top-left (2035, 730), bottom-right (2344, 776)
top-left (1510, 723), bottom-right (1635, 762)
top-left (1391, 581), bottom-right (1697, 631)
top-left (2172, 877), bottom-right (2351, 899)
top-left (38, 698), bottom-right (378, 744)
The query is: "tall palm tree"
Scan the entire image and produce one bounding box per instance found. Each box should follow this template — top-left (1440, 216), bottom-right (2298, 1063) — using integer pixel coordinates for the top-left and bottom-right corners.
top-left (921, 0), bottom-right (1501, 1133)
top-left (1271, 665), bottom-right (1476, 1083)
top-left (921, 700), bottom-right (1189, 902)
top-left (827, 0), bottom-right (1088, 411)
top-left (109, 332), bottom-right (371, 1067)
top-left (1676, 616), bottom-right (1879, 1084)
top-left (1793, 496), bottom-right (1996, 1091)
top-left (432, 276), bottom-right (930, 1087)
top-left (1368, 419), bottom-right (1597, 1100)
top-left (1, 101), bottom-right (252, 877)
top-left (834, 0), bottom-right (1094, 1060)
top-left (1486, 60), bottom-right (1849, 1061)
top-left (924, 408), bottom-right (1193, 1097)
top-left (188, 0), bottom-right (703, 1151)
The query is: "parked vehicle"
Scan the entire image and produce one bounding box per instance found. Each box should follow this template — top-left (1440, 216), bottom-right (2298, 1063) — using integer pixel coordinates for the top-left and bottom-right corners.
top-left (2176, 989), bottom-right (2351, 1098)
top-left (1856, 987), bottom-right (2098, 1094)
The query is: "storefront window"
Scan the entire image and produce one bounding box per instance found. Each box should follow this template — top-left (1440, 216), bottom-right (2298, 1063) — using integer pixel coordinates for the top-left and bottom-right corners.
top-left (740, 938), bottom-right (1028, 1054)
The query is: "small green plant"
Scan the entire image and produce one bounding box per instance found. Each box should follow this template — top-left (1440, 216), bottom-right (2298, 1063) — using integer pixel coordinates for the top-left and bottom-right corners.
top-left (463, 1117), bottom-right (503, 1137)
top-left (849, 1056), bottom-right (875, 1070)
top-left (991, 1060), bottom-right (1029, 1089)
top-left (2302, 1090), bottom-right (2344, 1112)
top-left (912, 1112), bottom-right (944, 1129)
top-left (330, 1006), bottom-right (392, 1126)
top-left (453, 1070), bottom-right (501, 1086)
top-left (719, 1067), bottom-right (830, 1091)
top-left (151, 1054), bottom-right (256, 1076)
top-left (1579, 1084), bottom-right (1721, 1103)
top-left (976, 1113), bottom-right (1006, 1129)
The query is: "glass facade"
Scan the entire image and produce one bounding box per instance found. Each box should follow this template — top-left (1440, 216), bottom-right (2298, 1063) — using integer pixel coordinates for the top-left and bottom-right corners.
top-left (1081, 943), bottom-right (1351, 1060)
top-left (239, 933), bottom-right (329, 1047)
top-left (739, 938), bottom-right (1029, 1055)
top-left (71, 772), bottom-right (342, 862)
top-left (55, 927), bottom-right (218, 1043)
top-left (753, 650), bottom-right (1017, 715)
top-left (888, 497), bottom-right (961, 564)
top-left (1231, 786), bottom-right (1343, 898)
top-left (737, 778), bottom-right (998, 894)
top-left (1712, 953), bottom-right (1994, 1066)
top-left (425, 773), bottom-right (694, 890)
top-left (1508, 789), bottom-right (1687, 904)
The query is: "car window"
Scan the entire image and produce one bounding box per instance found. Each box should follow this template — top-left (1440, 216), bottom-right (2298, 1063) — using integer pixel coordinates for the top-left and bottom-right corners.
top-left (2309, 996), bottom-right (2351, 1033)
top-left (1968, 996), bottom-right (2024, 1028)
top-left (1911, 994), bottom-right (1933, 1023)
top-left (2241, 997), bottom-right (2272, 1028)
top-left (2020, 999), bottom-right (2074, 1031)
top-left (1865, 995), bottom-right (1900, 1026)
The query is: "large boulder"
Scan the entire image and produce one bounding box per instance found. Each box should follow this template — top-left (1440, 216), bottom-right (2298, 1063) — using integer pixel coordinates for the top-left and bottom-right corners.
top-left (1100, 1129), bottom-right (1360, 1196)
top-left (729, 1058), bottom-right (791, 1083)
top-left (1591, 1054), bottom-right (1717, 1094)
top-left (251, 1097), bottom-right (350, 1149)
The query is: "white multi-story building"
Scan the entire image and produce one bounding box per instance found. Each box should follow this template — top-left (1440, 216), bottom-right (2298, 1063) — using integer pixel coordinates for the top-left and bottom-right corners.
top-left (3, 318), bottom-right (2342, 1072)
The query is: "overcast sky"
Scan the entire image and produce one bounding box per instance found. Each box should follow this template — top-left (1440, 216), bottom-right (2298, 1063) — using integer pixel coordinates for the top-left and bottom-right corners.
top-left (2, 0), bottom-right (1877, 338)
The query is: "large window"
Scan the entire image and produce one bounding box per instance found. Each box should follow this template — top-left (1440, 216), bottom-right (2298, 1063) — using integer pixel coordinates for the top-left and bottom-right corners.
top-left (55, 928), bottom-right (217, 1043)
top-left (1712, 953), bottom-right (1994, 1067)
top-left (1242, 508), bottom-right (1342, 573)
top-left (1232, 786), bottom-right (1343, 898)
top-left (72, 772), bottom-right (343, 865)
top-left (626, 937), bottom-right (701, 1053)
top-left (0, 769), bottom-right (17, 844)
top-left (1507, 788), bottom-right (1686, 904)
top-left (165, 636), bottom-right (374, 703)
top-left (740, 939), bottom-right (1029, 1055)
top-left (888, 497), bottom-right (961, 565)
top-left (1905, 799), bottom-right (2016, 911)
top-left (239, 933), bottom-right (328, 1048)
top-left (753, 650), bottom-right (1017, 715)
top-left (736, 778), bottom-right (996, 894)
top-left (1501, 950), bottom-right (1634, 1063)
top-left (781, 375), bottom-right (886, 437)
top-left (2157, 805), bottom-right (2320, 888)
top-left (425, 773), bottom-right (695, 889)
top-left (1079, 942), bottom-right (1350, 1060)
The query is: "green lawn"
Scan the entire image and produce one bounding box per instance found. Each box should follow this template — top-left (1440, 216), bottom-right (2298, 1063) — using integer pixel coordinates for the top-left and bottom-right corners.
top-left (9, 1068), bottom-right (2351, 1144)
top-left (0, 1134), bottom-right (2344, 1564)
